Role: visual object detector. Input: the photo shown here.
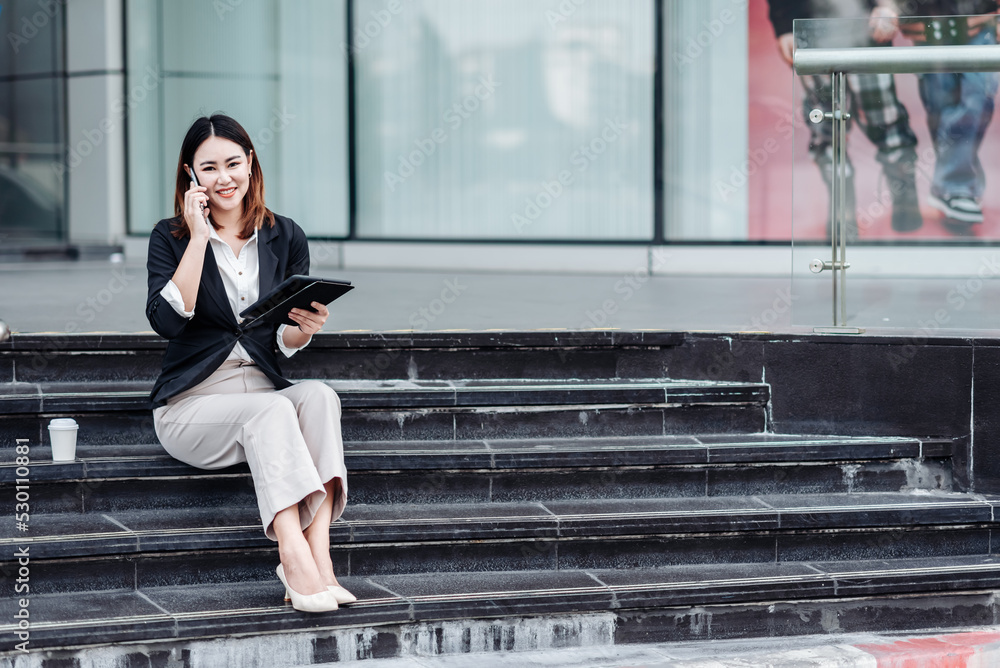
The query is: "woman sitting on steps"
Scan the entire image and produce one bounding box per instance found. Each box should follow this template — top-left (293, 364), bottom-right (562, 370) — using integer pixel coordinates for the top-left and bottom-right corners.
top-left (145, 114), bottom-right (351, 613)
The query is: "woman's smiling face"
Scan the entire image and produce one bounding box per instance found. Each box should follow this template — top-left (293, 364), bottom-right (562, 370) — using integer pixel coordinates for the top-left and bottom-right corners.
top-left (191, 136), bottom-right (253, 218)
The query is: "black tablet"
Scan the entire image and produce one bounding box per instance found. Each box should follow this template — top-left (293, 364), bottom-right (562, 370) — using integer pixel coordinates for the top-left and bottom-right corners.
top-left (239, 275), bottom-right (354, 326)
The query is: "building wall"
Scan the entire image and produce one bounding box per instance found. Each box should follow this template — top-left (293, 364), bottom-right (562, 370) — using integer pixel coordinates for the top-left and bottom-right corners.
top-left (1, 0), bottom-right (756, 253)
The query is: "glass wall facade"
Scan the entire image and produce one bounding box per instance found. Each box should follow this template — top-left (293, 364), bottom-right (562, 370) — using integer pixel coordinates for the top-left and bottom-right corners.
top-left (10, 0), bottom-right (1000, 251)
top-left (353, 0), bottom-right (654, 240)
top-left (663, 0), bottom-right (749, 241)
top-left (125, 0), bottom-right (350, 237)
top-left (0, 0), bottom-right (65, 243)
top-left (0, 0), bottom-right (759, 244)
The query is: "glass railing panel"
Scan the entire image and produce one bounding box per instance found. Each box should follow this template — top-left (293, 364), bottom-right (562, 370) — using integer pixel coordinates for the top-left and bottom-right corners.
top-left (791, 14), bottom-right (1000, 333)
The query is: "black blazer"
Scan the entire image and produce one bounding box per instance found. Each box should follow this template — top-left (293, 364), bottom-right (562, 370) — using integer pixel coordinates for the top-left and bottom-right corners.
top-left (145, 213), bottom-right (310, 407)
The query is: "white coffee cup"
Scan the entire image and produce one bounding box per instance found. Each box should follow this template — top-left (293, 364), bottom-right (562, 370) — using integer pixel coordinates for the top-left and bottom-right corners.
top-left (48, 418), bottom-right (79, 462)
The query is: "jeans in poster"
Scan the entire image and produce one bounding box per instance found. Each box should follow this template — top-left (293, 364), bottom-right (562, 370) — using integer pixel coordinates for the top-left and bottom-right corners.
top-left (918, 26), bottom-right (999, 200)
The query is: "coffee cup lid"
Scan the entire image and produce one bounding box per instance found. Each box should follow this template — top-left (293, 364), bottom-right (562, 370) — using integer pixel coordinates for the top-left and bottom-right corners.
top-left (49, 418), bottom-right (79, 429)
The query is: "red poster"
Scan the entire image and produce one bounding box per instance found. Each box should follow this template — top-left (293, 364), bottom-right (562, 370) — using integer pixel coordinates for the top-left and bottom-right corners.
top-left (748, 0), bottom-right (1000, 241)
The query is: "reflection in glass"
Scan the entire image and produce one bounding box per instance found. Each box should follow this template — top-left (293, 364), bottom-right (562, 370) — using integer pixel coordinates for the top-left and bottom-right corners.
top-left (0, 0), bottom-right (61, 78)
top-left (354, 0), bottom-right (654, 240)
top-left (126, 0), bottom-right (349, 237)
top-left (664, 0), bottom-right (749, 241)
top-left (0, 1), bottom-right (65, 242)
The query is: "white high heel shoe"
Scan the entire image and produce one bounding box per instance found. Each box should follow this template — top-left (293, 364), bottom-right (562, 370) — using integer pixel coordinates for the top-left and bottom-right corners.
top-left (327, 585), bottom-right (357, 605)
top-left (276, 564), bottom-right (339, 613)
top-left (281, 583), bottom-right (357, 605)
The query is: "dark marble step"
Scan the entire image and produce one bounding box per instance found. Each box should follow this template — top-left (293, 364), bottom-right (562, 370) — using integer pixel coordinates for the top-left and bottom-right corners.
top-left (0, 493), bottom-right (993, 567)
top-left (0, 378), bottom-right (767, 414)
top-left (0, 331), bottom-right (685, 385)
top-left (8, 459), bottom-right (955, 515)
top-left (15, 516), bottom-right (991, 592)
top-left (0, 379), bottom-right (769, 445)
top-left (0, 433), bottom-right (955, 484)
top-left (0, 434), bottom-right (953, 483)
top-left (1, 439), bottom-right (955, 515)
top-left (4, 554), bottom-right (1000, 651)
top-left (3, 402), bottom-right (768, 447)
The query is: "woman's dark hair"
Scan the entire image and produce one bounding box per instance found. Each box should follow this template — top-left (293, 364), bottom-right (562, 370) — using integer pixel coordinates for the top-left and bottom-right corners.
top-left (171, 114), bottom-right (274, 240)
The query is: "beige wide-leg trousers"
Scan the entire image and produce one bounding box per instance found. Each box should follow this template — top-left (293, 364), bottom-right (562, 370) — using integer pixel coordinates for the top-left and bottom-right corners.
top-left (153, 360), bottom-right (347, 540)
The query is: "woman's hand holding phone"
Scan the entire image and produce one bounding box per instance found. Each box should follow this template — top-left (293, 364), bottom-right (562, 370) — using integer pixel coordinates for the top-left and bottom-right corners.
top-left (183, 164), bottom-right (211, 242)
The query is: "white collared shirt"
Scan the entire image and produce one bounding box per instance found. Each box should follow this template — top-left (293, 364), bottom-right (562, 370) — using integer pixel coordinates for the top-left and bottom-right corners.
top-left (160, 227), bottom-right (309, 359)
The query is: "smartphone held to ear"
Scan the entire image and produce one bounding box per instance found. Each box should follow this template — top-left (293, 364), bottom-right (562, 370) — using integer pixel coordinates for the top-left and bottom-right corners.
top-left (186, 165), bottom-right (208, 222)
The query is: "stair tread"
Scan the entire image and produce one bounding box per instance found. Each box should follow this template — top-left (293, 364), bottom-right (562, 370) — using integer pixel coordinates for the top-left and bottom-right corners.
top-left (0, 330), bottom-right (686, 352)
top-left (3, 492), bottom-right (992, 558)
top-left (0, 434), bottom-right (947, 484)
top-left (0, 378), bottom-right (763, 393)
top-left (0, 378), bottom-right (769, 413)
top-left (6, 554), bottom-right (1000, 648)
